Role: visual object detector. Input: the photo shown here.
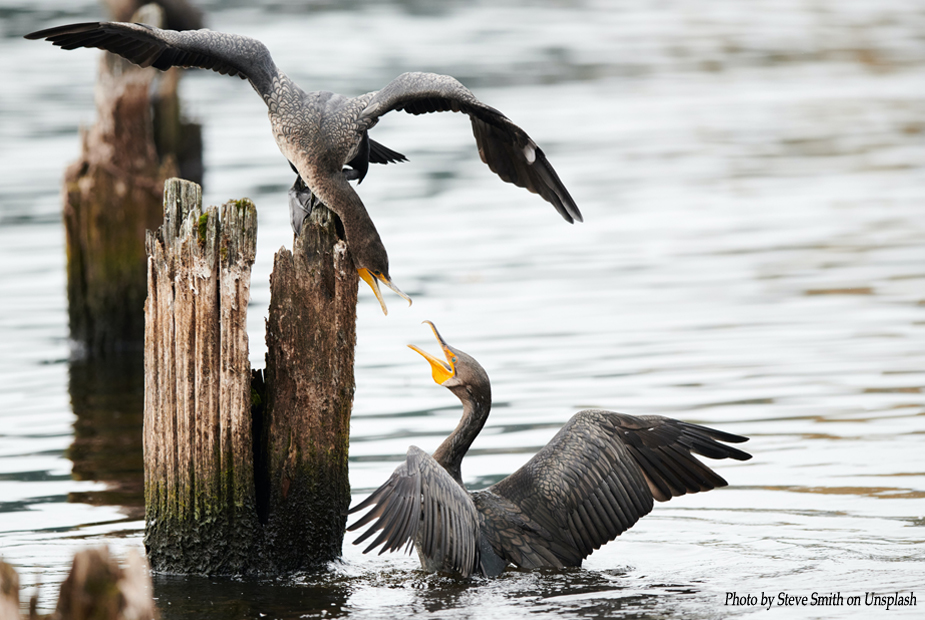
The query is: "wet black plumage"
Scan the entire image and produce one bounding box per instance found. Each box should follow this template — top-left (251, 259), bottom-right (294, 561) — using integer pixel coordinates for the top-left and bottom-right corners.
top-left (348, 323), bottom-right (752, 577)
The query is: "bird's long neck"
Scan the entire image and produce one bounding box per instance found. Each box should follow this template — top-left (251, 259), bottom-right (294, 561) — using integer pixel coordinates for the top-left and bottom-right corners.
top-left (433, 386), bottom-right (491, 487)
top-left (308, 172), bottom-right (386, 273)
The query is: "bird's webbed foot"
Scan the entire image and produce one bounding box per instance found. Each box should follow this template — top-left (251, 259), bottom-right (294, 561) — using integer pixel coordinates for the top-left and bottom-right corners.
top-left (288, 175), bottom-right (318, 235)
top-left (342, 166), bottom-right (363, 182)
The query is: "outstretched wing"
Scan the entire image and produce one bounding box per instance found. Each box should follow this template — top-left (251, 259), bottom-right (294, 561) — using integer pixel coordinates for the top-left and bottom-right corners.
top-left (479, 410), bottom-right (751, 567)
top-left (615, 413), bottom-right (751, 500)
top-left (25, 22), bottom-right (279, 100)
top-left (358, 72), bottom-right (581, 224)
top-left (348, 446), bottom-right (480, 577)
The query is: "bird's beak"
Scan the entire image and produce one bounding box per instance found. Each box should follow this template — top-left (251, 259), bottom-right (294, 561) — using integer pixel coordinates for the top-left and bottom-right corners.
top-left (357, 268), bottom-right (412, 315)
top-left (408, 321), bottom-right (456, 385)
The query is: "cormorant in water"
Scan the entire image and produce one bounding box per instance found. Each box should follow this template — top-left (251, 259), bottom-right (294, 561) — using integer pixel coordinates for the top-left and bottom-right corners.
top-left (26, 22), bottom-right (582, 313)
top-left (348, 322), bottom-right (752, 577)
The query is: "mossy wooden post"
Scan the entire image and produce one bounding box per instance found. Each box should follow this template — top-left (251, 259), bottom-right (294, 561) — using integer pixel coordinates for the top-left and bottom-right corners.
top-left (144, 178), bottom-right (357, 574)
top-left (65, 4), bottom-right (202, 354)
top-left (144, 179), bottom-right (259, 573)
top-left (259, 206), bottom-right (358, 570)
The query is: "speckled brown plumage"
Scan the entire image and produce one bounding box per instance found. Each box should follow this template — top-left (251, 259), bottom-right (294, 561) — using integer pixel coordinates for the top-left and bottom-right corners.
top-left (26, 22), bottom-right (581, 305)
top-left (348, 324), bottom-right (752, 577)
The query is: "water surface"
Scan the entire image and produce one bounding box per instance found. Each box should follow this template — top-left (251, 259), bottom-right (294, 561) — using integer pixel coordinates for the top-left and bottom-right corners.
top-left (0, 1), bottom-right (923, 618)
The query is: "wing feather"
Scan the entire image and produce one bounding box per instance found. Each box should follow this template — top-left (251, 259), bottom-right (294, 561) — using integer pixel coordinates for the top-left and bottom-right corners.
top-left (358, 72), bottom-right (581, 223)
top-left (478, 410), bottom-right (751, 567)
top-left (25, 22), bottom-right (279, 99)
top-left (348, 446), bottom-right (480, 577)
top-left (368, 139), bottom-right (408, 165)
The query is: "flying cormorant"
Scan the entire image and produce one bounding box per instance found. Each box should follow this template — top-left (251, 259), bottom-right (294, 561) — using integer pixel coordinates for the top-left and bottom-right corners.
top-left (26, 22), bottom-right (582, 313)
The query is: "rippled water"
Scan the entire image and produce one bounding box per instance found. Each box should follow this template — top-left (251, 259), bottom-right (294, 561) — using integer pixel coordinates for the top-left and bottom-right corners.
top-left (1, 0), bottom-right (923, 618)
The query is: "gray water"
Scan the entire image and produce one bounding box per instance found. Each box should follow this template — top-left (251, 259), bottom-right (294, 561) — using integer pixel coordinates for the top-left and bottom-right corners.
top-left (1, 0), bottom-right (923, 618)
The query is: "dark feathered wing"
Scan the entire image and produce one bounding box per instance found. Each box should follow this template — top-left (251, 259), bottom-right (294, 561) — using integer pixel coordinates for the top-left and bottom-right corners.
top-left (368, 139), bottom-right (408, 165)
top-left (617, 413), bottom-right (751, 501)
top-left (25, 22), bottom-right (279, 100)
top-left (348, 445), bottom-right (481, 577)
top-left (477, 410), bottom-right (751, 567)
top-left (358, 72), bottom-right (582, 223)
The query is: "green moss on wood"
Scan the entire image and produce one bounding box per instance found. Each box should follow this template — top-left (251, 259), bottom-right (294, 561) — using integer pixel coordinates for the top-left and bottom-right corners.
top-left (198, 212), bottom-right (209, 243)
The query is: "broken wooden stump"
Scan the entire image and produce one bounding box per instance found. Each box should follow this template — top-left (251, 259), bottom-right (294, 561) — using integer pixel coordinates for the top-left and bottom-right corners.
top-left (0, 547), bottom-right (156, 620)
top-left (0, 560), bottom-right (20, 619)
top-left (54, 548), bottom-right (157, 620)
top-left (64, 4), bottom-right (202, 355)
top-left (105, 0), bottom-right (203, 32)
top-left (259, 206), bottom-right (358, 571)
top-left (143, 178), bottom-right (357, 574)
top-left (144, 180), bottom-right (258, 573)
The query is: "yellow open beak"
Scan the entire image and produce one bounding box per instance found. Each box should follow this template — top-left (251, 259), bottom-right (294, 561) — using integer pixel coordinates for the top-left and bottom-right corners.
top-left (408, 321), bottom-right (457, 385)
top-left (358, 268), bottom-right (412, 315)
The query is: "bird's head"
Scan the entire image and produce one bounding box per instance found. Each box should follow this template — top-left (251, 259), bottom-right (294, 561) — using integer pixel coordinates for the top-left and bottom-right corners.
top-left (357, 267), bottom-right (411, 316)
top-left (353, 240), bottom-right (411, 316)
top-left (408, 321), bottom-right (490, 404)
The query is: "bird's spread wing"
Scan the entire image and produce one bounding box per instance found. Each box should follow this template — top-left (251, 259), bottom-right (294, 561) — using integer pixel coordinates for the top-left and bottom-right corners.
top-left (25, 22), bottom-right (278, 100)
top-left (616, 413), bottom-right (752, 501)
top-left (481, 410), bottom-right (751, 567)
top-left (358, 72), bottom-right (581, 223)
top-left (348, 446), bottom-right (480, 577)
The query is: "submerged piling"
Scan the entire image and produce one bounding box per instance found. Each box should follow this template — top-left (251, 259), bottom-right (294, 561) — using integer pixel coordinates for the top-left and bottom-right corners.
top-left (143, 178), bottom-right (357, 574)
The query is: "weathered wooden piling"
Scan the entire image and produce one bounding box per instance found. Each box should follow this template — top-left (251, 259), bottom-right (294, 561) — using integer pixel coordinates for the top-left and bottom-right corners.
top-left (143, 178), bottom-right (357, 574)
top-left (0, 560), bottom-right (20, 619)
top-left (65, 4), bottom-right (202, 354)
top-left (54, 548), bottom-right (157, 620)
top-left (144, 180), bottom-right (258, 573)
top-left (259, 206), bottom-right (358, 571)
top-left (1, 547), bottom-right (157, 620)
top-left (106, 0), bottom-right (203, 32)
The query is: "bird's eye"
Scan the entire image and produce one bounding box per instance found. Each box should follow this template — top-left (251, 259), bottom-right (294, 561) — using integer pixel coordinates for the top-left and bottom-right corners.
top-left (451, 357), bottom-right (457, 363)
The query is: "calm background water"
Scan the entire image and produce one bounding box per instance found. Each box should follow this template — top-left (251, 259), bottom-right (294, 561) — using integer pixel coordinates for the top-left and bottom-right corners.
top-left (1, 0), bottom-right (923, 618)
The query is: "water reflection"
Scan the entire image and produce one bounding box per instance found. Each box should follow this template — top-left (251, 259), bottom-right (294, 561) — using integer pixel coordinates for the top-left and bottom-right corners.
top-left (154, 572), bottom-right (352, 620)
top-left (150, 557), bottom-right (728, 619)
top-left (338, 566), bottom-right (716, 620)
top-left (66, 353), bottom-right (145, 518)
